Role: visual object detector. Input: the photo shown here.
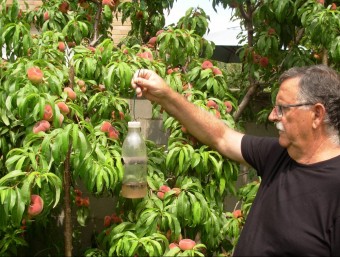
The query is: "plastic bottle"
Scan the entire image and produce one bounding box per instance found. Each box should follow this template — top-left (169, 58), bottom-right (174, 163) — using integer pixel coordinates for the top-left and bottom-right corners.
top-left (121, 121), bottom-right (148, 198)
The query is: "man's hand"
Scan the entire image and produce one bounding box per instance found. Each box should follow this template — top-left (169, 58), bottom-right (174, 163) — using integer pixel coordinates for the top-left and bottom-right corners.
top-left (131, 69), bottom-right (170, 103)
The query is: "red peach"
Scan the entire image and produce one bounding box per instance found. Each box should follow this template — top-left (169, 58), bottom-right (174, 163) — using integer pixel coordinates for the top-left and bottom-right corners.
top-left (268, 28), bottom-right (276, 35)
top-left (206, 100), bottom-right (218, 109)
top-left (169, 243), bottom-right (179, 249)
top-left (178, 239), bottom-right (196, 250)
top-left (108, 126), bottom-right (119, 140)
top-left (159, 185), bottom-right (171, 193)
top-left (27, 67), bottom-right (44, 84)
top-left (28, 195), bottom-right (44, 217)
top-left (75, 196), bottom-right (82, 206)
top-left (101, 121), bottom-right (112, 132)
top-left (33, 120), bottom-right (50, 133)
top-left (233, 209), bottom-right (242, 218)
top-left (156, 29), bottom-right (164, 36)
top-left (43, 104), bottom-right (53, 121)
top-left (43, 11), bottom-right (49, 21)
top-left (77, 79), bottom-right (85, 87)
top-left (157, 191), bottom-right (165, 200)
top-left (212, 67), bottom-right (222, 75)
top-left (59, 2), bottom-right (69, 13)
top-left (74, 189), bottom-right (82, 196)
top-left (172, 187), bottom-right (181, 196)
top-left (104, 215), bottom-right (111, 227)
top-left (57, 102), bottom-right (70, 114)
top-left (58, 41), bottom-right (66, 52)
top-left (224, 101), bottom-right (233, 113)
top-left (201, 60), bottom-right (213, 70)
top-left (64, 87), bottom-right (77, 100)
top-left (259, 57), bottom-right (269, 67)
top-left (148, 37), bottom-right (157, 47)
top-left (82, 197), bottom-right (90, 207)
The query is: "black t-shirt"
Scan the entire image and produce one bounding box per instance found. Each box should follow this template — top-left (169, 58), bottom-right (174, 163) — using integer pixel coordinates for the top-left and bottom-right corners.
top-left (233, 135), bottom-right (340, 256)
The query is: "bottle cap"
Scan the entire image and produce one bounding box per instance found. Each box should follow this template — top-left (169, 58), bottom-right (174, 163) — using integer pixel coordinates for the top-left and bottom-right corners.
top-left (128, 121), bottom-right (141, 128)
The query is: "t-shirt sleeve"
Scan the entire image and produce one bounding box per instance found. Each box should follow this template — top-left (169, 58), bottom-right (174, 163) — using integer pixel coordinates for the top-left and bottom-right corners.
top-left (331, 216), bottom-right (340, 256)
top-left (241, 135), bottom-right (286, 178)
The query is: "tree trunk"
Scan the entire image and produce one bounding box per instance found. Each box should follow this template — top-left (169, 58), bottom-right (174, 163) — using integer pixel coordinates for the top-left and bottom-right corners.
top-left (63, 143), bottom-right (73, 257)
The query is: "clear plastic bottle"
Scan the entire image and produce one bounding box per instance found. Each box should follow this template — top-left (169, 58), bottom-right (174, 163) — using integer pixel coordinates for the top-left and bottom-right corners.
top-left (121, 121), bottom-right (148, 198)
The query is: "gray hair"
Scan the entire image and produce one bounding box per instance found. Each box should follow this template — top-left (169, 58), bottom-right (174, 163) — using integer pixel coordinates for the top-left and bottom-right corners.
top-left (279, 65), bottom-right (340, 144)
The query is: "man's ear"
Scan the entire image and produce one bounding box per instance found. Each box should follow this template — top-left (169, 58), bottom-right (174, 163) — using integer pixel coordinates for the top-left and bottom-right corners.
top-left (312, 103), bottom-right (326, 129)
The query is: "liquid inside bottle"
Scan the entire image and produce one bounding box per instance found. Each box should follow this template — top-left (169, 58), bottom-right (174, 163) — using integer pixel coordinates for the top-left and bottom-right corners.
top-left (121, 121), bottom-right (148, 198)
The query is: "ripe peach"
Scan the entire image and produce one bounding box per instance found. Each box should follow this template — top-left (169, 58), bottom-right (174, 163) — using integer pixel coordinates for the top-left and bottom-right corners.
top-left (77, 79), bottom-right (85, 87)
top-left (268, 28), bottom-right (276, 35)
top-left (43, 11), bottom-right (49, 21)
top-left (58, 41), bottom-right (66, 52)
top-left (148, 37), bottom-right (157, 47)
top-left (57, 102), bottom-right (70, 114)
top-left (156, 29), bottom-right (164, 36)
top-left (108, 127), bottom-right (119, 140)
top-left (178, 239), bottom-right (196, 250)
top-left (201, 60), bottom-right (213, 70)
top-left (33, 120), bottom-right (50, 133)
top-left (111, 213), bottom-right (122, 224)
top-left (64, 87), bottom-right (77, 100)
top-left (331, 3), bottom-right (337, 10)
top-left (43, 104), bottom-right (53, 121)
top-left (75, 196), bottom-right (82, 206)
top-left (214, 110), bottom-right (221, 119)
top-left (87, 46), bottom-right (96, 53)
top-left (101, 121), bottom-right (112, 132)
top-left (82, 197), bottom-right (90, 207)
top-left (206, 100), bottom-right (218, 109)
top-left (137, 51), bottom-right (153, 60)
top-left (104, 215), bottom-right (111, 227)
top-left (233, 209), bottom-right (242, 218)
top-left (102, 0), bottom-right (116, 10)
top-left (212, 67), bottom-right (222, 75)
top-left (119, 111), bottom-right (125, 120)
top-left (169, 243), bottom-right (179, 249)
top-left (157, 191), bottom-right (165, 200)
top-left (59, 2), bottom-right (69, 13)
top-left (159, 185), bottom-right (171, 193)
top-left (252, 52), bottom-right (261, 64)
top-left (27, 67), bottom-right (43, 84)
top-left (224, 101), bottom-right (233, 113)
top-left (28, 194), bottom-right (44, 217)
top-left (74, 189), bottom-right (82, 196)
top-left (172, 187), bottom-right (181, 196)
top-left (259, 57), bottom-right (269, 67)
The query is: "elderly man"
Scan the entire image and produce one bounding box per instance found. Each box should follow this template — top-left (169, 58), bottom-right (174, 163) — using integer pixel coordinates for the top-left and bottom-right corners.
top-left (131, 64), bottom-right (340, 256)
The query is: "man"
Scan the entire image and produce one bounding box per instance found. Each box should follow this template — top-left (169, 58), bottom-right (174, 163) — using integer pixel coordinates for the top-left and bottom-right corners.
top-left (131, 64), bottom-right (340, 256)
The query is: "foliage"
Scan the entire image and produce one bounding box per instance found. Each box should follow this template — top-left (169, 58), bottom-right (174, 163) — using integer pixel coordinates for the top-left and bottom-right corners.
top-left (1, 0), bottom-right (340, 256)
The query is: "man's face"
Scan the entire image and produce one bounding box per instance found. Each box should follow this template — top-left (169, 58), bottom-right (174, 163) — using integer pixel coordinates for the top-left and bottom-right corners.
top-left (268, 77), bottom-right (313, 149)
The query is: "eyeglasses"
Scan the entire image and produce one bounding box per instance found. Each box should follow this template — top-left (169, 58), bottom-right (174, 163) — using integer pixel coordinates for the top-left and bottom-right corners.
top-left (273, 103), bottom-right (314, 118)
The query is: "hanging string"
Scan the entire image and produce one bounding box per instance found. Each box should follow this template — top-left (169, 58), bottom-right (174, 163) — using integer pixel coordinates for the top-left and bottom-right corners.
top-left (132, 69), bottom-right (140, 121)
top-left (133, 92), bottom-right (136, 121)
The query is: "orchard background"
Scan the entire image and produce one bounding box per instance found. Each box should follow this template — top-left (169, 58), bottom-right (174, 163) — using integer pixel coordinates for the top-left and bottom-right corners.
top-left (1, 0), bottom-right (340, 256)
